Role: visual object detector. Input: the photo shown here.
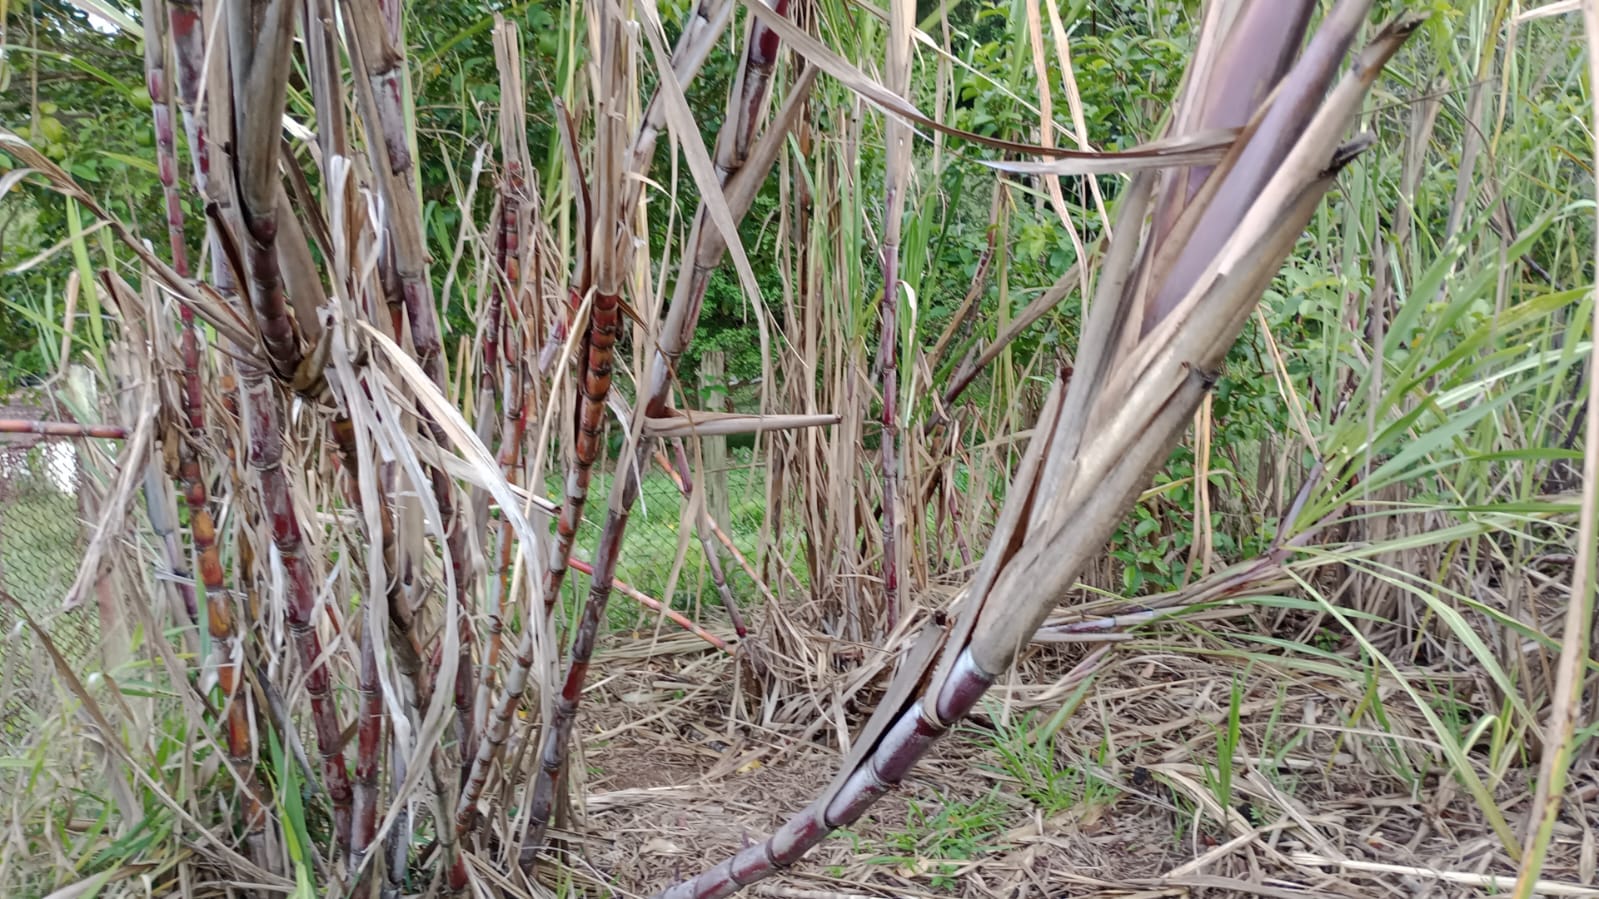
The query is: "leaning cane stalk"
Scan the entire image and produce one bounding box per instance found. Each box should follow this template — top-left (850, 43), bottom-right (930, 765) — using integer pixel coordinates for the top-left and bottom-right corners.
top-left (662, 439), bottom-right (752, 636)
top-left (516, 8), bottom-right (814, 867)
top-left (0, 420), bottom-right (127, 438)
top-left (646, 7), bottom-right (1420, 898)
top-left (656, 446), bottom-right (776, 605)
top-left (540, 8), bottom-right (637, 614)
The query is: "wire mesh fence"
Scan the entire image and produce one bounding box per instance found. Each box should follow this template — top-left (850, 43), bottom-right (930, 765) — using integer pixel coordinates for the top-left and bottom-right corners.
top-left (0, 400), bottom-right (97, 749)
top-left (558, 456), bottom-right (769, 631)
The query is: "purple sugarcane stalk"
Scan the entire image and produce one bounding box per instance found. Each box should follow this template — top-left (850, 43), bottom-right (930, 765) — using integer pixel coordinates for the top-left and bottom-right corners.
top-left (151, 3), bottom-right (270, 860)
top-left (351, 616), bottom-right (384, 888)
top-left (141, 0), bottom-right (188, 278)
top-left (132, 0), bottom-right (200, 629)
top-left (457, 5), bottom-right (807, 861)
top-left (341, 0), bottom-right (479, 795)
top-left (178, 275), bottom-right (270, 867)
top-left (328, 413), bottom-right (430, 875)
top-left (516, 2), bottom-right (805, 868)
top-left (226, 0), bottom-right (303, 379)
top-left (472, 21), bottom-right (541, 773)
top-left (518, 463), bottom-right (642, 870)
top-left (239, 362), bottom-right (355, 852)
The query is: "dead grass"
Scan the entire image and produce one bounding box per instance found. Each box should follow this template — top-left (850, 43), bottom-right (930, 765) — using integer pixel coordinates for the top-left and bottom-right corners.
top-left (559, 603), bottom-right (1599, 899)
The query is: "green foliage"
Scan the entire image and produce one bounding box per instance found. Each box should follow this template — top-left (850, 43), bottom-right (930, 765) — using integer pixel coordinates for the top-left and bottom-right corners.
top-left (975, 704), bottom-right (1120, 816)
top-left (865, 792), bottom-right (1009, 889)
top-left (1, 3), bottom-right (156, 382)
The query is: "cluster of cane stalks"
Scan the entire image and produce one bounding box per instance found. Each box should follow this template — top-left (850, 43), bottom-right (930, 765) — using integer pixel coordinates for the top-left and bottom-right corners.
top-left (0, 0), bottom-right (1430, 895)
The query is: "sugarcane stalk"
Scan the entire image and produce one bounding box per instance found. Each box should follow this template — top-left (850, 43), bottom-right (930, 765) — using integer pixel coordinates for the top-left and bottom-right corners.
top-left (646, 8), bottom-right (1419, 899)
top-left (626, 0), bottom-right (736, 185)
top-left (129, 0), bottom-right (202, 638)
top-left (656, 447), bottom-right (775, 605)
top-left (226, 0), bottom-right (303, 380)
top-left (139, 2), bottom-right (271, 864)
top-left (476, 19), bottom-right (539, 743)
top-left (163, 0), bottom-right (283, 865)
top-left (873, 0), bottom-right (912, 632)
top-left (178, 283), bottom-right (270, 867)
top-left (350, 613), bottom-right (384, 887)
top-left (166, 0), bottom-right (205, 184)
top-left (341, 0), bottom-right (441, 379)
top-left (341, 0), bottom-right (480, 795)
top-left (457, 5), bottom-right (811, 856)
top-left (141, 0), bottom-right (187, 278)
top-left (539, 8), bottom-right (637, 615)
top-left (518, 458), bottom-right (643, 871)
top-left (516, 6), bottom-right (813, 868)
top-left (237, 359), bottom-right (356, 854)
top-left (565, 557), bottom-right (730, 652)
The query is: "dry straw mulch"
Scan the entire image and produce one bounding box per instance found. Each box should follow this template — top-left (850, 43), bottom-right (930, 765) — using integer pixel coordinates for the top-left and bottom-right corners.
top-left (559, 622), bottom-right (1599, 899)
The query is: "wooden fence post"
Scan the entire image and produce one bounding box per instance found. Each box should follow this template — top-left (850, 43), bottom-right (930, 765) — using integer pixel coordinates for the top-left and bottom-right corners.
top-left (698, 351), bottom-right (731, 530)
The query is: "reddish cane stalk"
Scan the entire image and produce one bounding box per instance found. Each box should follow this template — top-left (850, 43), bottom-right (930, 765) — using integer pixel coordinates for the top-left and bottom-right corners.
top-left (516, 5), bottom-right (805, 868)
top-left (141, 0), bottom-right (268, 861)
top-left (351, 617), bottom-right (384, 886)
top-left (519, 466), bottom-right (642, 870)
top-left (458, 5), bottom-right (802, 862)
top-left (565, 557), bottom-right (730, 652)
top-left (239, 362), bottom-right (355, 852)
top-left (226, 0), bottom-right (303, 379)
top-left (662, 440), bottom-right (752, 635)
top-left (342, 0), bottom-right (479, 795)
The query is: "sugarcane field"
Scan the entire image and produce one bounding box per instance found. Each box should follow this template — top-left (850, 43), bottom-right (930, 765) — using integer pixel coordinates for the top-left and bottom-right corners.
top-left (2, 0), bottom-right (1598, 897)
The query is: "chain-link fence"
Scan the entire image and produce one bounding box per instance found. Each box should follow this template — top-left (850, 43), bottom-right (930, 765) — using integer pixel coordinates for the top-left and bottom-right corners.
top-left (0, 400), bottom-right (96, 748)
top-left (560, 456), bottom-right (767, 627)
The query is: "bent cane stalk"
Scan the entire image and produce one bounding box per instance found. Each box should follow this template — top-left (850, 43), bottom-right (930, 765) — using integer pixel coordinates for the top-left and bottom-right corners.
top-left (515, 11), bottom-right (813, 867)
top-left (662, 439), bottom-right (755, 635)
top-left (646, 7), bottom-right (1420, 899)
top-left (656, 446), bottom-right (776, 607)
